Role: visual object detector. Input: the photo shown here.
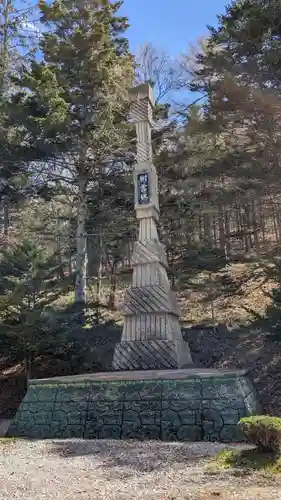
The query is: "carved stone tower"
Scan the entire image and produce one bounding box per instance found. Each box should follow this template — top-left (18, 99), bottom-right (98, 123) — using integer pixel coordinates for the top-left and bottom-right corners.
top-left (112, 83), bottom-right (193, 370)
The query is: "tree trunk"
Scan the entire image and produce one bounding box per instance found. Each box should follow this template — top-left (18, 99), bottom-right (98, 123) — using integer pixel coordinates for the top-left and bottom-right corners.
top-left (3, 196), bottom-right (9, 239)
top-left (212, 214), bottom-right (217, 247)
top-left (241, 208), bottom-right (250, 252)
top-left (235, 196), bottom-right (243, 251)
top-left (1, 2), bottom-right (13, 247)
top-left (271, 203), bottom-right (279, 242)
top-left (0, 0), bottom-right (12, 93)
top-left (244, 204), bottom-right (254, 251)
top-left (219, 175), bottom-right (229, 257)
top-left (95, 232), bottom-right (104, 303)
top-left (258, 198), bottom-right (266, 245)
top-left (169, 247), bottom-right (175, 286)
top-left (75, 179), bottom-right (87, 307)
top-left (108, 262), bottom-right (117, 310)
top-left (55, 217), bottom-right (65, 279)
top-left (224, 208), bottom-right (231, 257)
top-left (68, 215), bottom-right (73, 275)
top-left (251, 198), bottom-right (260, 256)
top-left (198, 213), bottom-right (204, 242)
top-left (276, 206), bottom-right (281, 242)
top-left (203, 212), bottom-right (212, 244)
top-left (218, 207), bottom-right (226, 255)
top-left (202, 180), bottom-right (212, 244)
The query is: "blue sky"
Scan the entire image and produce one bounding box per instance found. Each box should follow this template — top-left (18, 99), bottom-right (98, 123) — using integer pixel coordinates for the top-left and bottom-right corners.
top-left (120, 0), bottom-right (229, 55)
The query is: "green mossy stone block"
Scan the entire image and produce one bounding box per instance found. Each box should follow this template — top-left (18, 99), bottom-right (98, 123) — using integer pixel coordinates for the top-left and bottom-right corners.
top-left (238, 406), bottom-right (249, 419)
top-left (166, 400), bottom-right (201, 412)
top-left (87, 412), bottom-right (122, 427)
top-left (52, 408), bottom-right (86, 427)
top-left (124, 401), bottom-right (161, 426)
top-left (209, 397), bottom-right (244, 412)
top-left (25, 385), bottom-right (58, 403)
top-left (123, 410), bottom-right (140, 425)
top-left (51, 424), bottom-right (84, 439)
top-left (87, 401), bottom-right (123, 427)
top-left (29, 425), bottom-right (53, 439)
top-left (186, 399), bottom-right (202, 411)
top-left (126, 425), bottom-right (161, 440)
top-left (220, 410), bottom-right (240, 425)
top-left (98, 426), bottom-right (122, 439)
top-left (95, 425), bottom-right (122, 439)
top-left (88, 382), bottom-right (125, 402)
top-left (121, 420), bottom-right (140, 438)
top-left (124, 400), bottom-right (161, 410)
top-left (139, 425), bottom-right (161, 440)
top-left (84, 421), bottom-right (103, 438)
top-left (141, 412), bottom-right (161, 425)
top-left (7, 420), bottom-right (38, 438)
top-left (88, 400), bottom-right (123, 414)
top-left (162, 409), bottom-right (181, 427)
top-left (202, 409), bottom-right (224, 432)
top-left (220, 425), bottom-right (246, 443)
top-left (178, 410), bottom-right (198, 426)
top-left (103, 412), bottom-right (123, 426)
top-left (13, 402), bottom-right (34, 422)
top-left (164, 379), bottom-right (201, 400)
top-left (161, 424), bottom-right (179, 441)
top-left (177, 425), bottom-right (202, 442)
top-left (124, 380), bottom-right (162, 401)
top-left (55, 385), bottom-right (90, 403)
top-left (204, 432), bottom-right (221, 442)
top-left (201, 377), bottom-right (239, 399)
top-left (18, 402), bottom-right (54, 427)
top-left (53, 400), bottom-right (88, 414)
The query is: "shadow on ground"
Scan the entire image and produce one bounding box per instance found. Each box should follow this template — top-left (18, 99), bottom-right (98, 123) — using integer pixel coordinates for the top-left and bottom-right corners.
top-left (49, 440), bottom-right (220, 474)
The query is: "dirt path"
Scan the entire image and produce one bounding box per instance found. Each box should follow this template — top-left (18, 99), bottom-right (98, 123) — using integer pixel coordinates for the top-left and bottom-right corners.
top-left (1, 439), bottom-right (281, 499)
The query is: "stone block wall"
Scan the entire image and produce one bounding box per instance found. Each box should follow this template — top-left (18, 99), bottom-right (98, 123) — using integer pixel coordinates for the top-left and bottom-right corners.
top-left (7, 370), bottom-right (260, 442)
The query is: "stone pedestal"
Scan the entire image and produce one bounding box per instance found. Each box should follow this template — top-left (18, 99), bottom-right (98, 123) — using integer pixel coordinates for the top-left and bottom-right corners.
top-left (112, 83), bottom-right (193, 370)
top-left (7, 369), bottom-right (260, 441)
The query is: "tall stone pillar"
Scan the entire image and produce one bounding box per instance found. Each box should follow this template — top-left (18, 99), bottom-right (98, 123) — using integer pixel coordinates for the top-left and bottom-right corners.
top-left (112, 83), bottom-right (193, 370)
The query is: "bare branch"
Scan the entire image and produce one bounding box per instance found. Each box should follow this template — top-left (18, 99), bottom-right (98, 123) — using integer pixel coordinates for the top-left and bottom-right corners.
top-left (135, 42), bottom-right (185, 103)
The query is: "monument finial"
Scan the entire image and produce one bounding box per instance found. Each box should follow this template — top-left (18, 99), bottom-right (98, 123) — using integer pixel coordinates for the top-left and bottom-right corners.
top-left (129, 82), bottom-right (155, 125)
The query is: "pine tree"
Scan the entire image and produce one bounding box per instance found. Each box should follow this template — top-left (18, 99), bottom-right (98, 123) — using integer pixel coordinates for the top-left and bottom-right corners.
top-left (9, 0), bottom-right (134, 314)
top-left (0, 0), bottom-right (39, 238)
top-left (0, 238), bottom-right (73, 363)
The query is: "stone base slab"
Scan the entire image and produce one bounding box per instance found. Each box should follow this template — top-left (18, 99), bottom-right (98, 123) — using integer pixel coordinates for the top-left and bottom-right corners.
top-left (7, 369), bottom-right (260, 442)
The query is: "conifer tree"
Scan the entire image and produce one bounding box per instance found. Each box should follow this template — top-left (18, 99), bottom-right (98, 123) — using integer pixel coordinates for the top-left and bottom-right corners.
top-left (0, 0), bottom-right (39, 237)
top-left (10, 0), bottom-right (134, 313)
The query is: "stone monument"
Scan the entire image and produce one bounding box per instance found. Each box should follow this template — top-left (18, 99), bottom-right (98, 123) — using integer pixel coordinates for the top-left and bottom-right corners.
top-left (6, 85), bottom-right (260, 443)
top-left (113, 83), bottom-right (193, 371)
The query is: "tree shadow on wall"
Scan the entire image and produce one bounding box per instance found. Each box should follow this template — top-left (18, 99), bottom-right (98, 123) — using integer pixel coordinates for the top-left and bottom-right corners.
top-left (183, 319), bottom-right (281, 415)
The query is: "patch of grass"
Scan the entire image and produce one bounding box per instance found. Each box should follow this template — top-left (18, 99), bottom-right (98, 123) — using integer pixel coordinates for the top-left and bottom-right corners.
top-left (214, 448), bottom-right (281, 475)
top-left (0, 437), bottom-right (17, 444)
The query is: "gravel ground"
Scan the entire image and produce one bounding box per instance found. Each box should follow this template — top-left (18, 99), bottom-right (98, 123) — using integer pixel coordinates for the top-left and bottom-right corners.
top-left (1, 439), bottom-right (281, 500)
